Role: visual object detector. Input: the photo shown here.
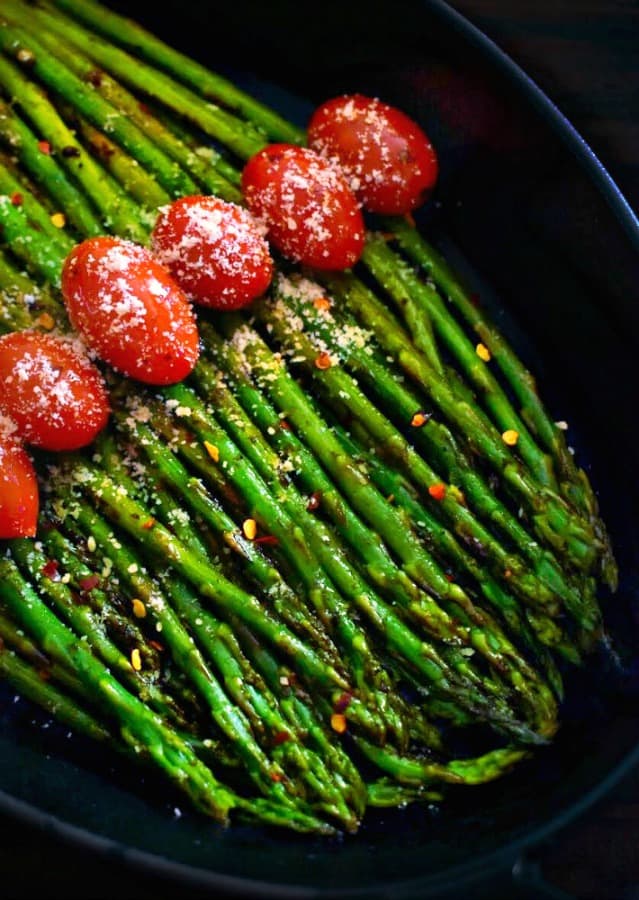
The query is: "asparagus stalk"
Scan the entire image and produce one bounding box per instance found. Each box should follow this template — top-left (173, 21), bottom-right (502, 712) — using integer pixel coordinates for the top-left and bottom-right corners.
top-left (4, 0), bottom-right (242, 200)
top-left (155, 376), bottom-right (556, 741)
top-left (48, 0), bottom-right (304, 144)
top-left (0, 555), bottom-right (336, 833)
top-left (270, 276), bottom-right (599, 631)
top-left (13, 0), bottom-right (267, 160)
top-left (0, 99), bottom-right (103, 237)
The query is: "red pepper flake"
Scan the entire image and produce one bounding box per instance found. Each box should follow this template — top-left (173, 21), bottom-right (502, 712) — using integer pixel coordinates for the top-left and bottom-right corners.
top-left (445, 573), bottom-right (456, 583)
top-left (333, 692), bottom-right (353, 713)
top-left (411, 411), bottom-right (431, 428)
top-left (254, 534), bottom-right (279, 546)
top-left (86, 69), bottom-right (103, 87)
top-left (504, 569), bottom-right (512, 579)
top-left (330, 713), bottom-right (348, 734)
top-left (314, 351), bottom-right (332, 370)
top-left (141, 517), bottom-right (156, 530)
top-left (312, 296), bottom-right (332, 312)
top-left (37, 140), bottom-right (51, 155)
top-left (149, 640), bottom-right (164, 652)
top-left (10, 192), bottom-right (23, 207)
top-left (41, 559), bottom-right (59, 580)
top-left (38, 669), bottom-right (52, 682)
top-left (428, 483), bottom-right (447, 502)
top-left (270, 772), bottom-right (283, 783)
top-left (242, 518), bottom-right (257, 540)
top-left (78, 574), bottom-right (100, 592)
top-left (306, 490), bottom-right (322, 512)
top-left (35, 312), bottom-right (55, 331)
top-left (272, 730), bottom-right (290, 746)
top-left (279, 419), bottom-right (291, 430)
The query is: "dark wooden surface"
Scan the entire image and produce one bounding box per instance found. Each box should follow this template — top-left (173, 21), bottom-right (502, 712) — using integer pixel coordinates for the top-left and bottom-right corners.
top-left (2, 3), bottom-right (639, 899)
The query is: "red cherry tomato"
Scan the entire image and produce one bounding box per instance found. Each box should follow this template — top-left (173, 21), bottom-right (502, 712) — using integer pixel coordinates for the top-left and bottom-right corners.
top-left (0, 331), bottom-right (110, 452)
top-left (0, 430), bottom-right (39, 538)
top-left (151, 195), bottom-right (273, 311)
top-left (241, 144), bottom-right (365, 270)
top-left (307, 94), bottom-right (438, 215)
top-left (61, 236), bottom-right (200, 386)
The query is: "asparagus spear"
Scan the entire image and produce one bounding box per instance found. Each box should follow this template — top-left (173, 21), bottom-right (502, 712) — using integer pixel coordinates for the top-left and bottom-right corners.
top-left (270, 276), bottom-right (599, 631)
top-left (3, 1), bottom-right (242, 201)
top-left (48, 0), bottom-right (304, 144)
top-left (0, 555), bottom-right (336, 833)
top-left (0, 99), bottom-right (103, 237)
top-left (10, 0), bottom-right (267, 160)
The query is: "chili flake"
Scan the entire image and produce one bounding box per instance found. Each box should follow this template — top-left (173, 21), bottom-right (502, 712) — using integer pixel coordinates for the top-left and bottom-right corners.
top-left (330, 713), bottom-right (348, 734)
top-left (313, 296), bottom-right (332, 311)
top-left (203, 440), bottom-right (220, 462)
top-left (272, 730), bottom-right (290, 746)
top-left (37, 141), bottom-right (51, 155)
top-left (428, 482), bottom-right (447, 501)
top-left (36, 312), bottom-right (55, 330)
top-left (78, 574), bottom-right (100, 592)
top-left (254, 534), bottom-right (279, 546)
top-left (306, 490), bottom-right (322, 512)
top-left (10, 192), bottom-right (23, 206)
top-left (333, 692), bottom-right (353, 713)
top-left (475, 342), bottom-right (491, 362)
top-left (502, 429), bottom-right (519, 446)
top-left (131, 598), bottom-right (147, 619)
top-left (41, 559), bottom-right (59, 580)
top-left (314, 351), bottom-right (332, 370)
top-left (141, 517), bottom-right (156, 530)
top-left (130, 648), bottom-right (142, 671)
top-left (242, 518), bottom-right (257, 540)
top-left (411, 411), bottom-right (430, 428)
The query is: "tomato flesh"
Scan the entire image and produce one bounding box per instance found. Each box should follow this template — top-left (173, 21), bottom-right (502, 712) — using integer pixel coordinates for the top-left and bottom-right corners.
top-left (307, 94), bottom-right (438, 215)
top-left (61, 236), bottom-right (200, 385)
top-left (151, 195), bottom-right (273, 310)
top-left (241, 144), bottom-right (365, 270)
top-left (0, 430), bottom-right (39, 538)
top-left (0, 331), bottom-right (110, 451)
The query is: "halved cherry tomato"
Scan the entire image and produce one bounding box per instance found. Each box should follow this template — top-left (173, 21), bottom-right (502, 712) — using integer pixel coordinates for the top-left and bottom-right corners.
top-left (241, 144), bottom-right (364, 270)
top-left (61, 236), bottom-right (200, 385)
top-left (0, 331), bottom-right (110, 452)
top-left (0, 430), bottom-right (39, 538)
top-left (151, 195), bottom-right (273, 310)
top-left (307, 94), bottom-right (438, 215)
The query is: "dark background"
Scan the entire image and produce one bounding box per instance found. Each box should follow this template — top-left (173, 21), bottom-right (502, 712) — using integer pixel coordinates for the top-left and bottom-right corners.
top-left (2, 2), bottom-right (639, 899)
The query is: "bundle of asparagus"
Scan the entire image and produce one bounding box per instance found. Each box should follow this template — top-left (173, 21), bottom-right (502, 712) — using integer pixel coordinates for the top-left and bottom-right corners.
top-left (0, 0), bottom-right (616, 835)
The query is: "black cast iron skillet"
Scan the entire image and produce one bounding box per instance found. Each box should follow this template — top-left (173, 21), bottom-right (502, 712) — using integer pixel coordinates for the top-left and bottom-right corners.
top-left (2, 2), bottom-right (639, 897)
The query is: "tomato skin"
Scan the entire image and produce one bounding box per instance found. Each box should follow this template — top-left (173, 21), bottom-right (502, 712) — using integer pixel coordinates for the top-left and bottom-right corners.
top-left (241, 144), bottom-right (365, 270)
top-left (0, 432), bottom-right (39, 538)
top-left (0, 331), bottom-right (110, 452)
top-left (61, 236), bottom-right (200, 386)
top-left (307, 94), bottom-right (438, 215)
top-left (151, 195), bottom-right (273, 311)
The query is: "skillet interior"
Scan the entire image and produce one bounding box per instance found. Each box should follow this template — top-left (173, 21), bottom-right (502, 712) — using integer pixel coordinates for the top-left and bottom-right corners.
top-left (1, 1), bottom-right (639, 896)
